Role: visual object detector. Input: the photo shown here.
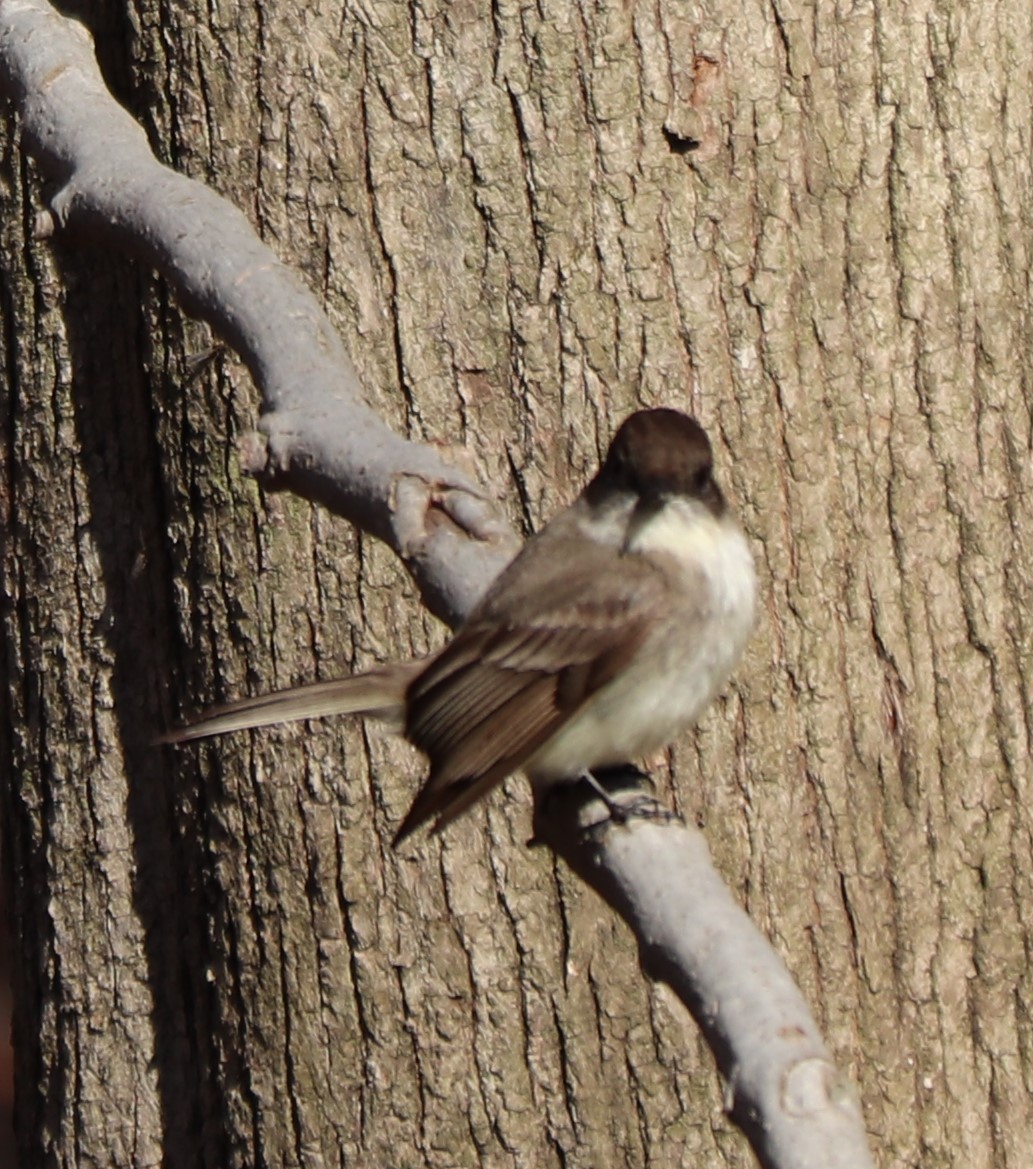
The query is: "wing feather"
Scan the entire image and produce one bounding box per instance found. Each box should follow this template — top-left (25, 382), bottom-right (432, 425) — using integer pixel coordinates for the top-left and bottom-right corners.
top-left (394, 551), bottom-right (671, 841)
top-left (393, 676), bottom-right (562, 845)
top-left (412, 669), bottom-right (533, 755)
top-left (428, 675), bottom-right (559, 782)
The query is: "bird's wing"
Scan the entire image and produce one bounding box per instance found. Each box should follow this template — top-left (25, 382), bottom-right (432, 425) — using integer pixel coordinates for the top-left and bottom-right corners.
top-left (393, 557), bottom-right (669, 843)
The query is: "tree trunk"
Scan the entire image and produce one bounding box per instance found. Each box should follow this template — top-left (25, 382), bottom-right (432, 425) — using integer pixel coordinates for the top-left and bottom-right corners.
top-left (1, 1), bottom-right (1031, 1167)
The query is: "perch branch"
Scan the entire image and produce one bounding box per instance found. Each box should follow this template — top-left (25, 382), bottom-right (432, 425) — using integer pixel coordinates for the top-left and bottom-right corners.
top-left (0, 4), bottom-right (876, 1167)
top-left (536, 783), bottom-right (875, 1169)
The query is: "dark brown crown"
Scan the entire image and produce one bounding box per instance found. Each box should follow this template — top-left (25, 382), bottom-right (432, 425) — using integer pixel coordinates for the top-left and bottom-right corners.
top-left (592, 408), bottom-right (720, 505)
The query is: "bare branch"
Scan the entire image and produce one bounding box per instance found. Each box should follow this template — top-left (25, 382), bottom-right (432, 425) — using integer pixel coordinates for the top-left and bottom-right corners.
top-left (535, 784), bottom-right (876, 1169)
top-left (0, 4), bottom-right (877, 1167)
top-left (0, 0), bottom-right (518, 627)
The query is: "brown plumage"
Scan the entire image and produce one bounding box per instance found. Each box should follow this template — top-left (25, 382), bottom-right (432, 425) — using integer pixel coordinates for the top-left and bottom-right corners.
top-left (159, 409), bottom-right (757, 846)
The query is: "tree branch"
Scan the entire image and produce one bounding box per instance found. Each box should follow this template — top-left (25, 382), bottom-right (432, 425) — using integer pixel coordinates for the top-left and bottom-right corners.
top-left (535, 783), bottom-right (874, 1169)
top-left (0, 4), bottom-right (875, 1167)
top-left (0, 0), bottom-right (518, 627)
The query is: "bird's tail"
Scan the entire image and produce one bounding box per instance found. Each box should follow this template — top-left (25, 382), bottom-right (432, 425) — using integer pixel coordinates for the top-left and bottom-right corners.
top-left (157, 664), bottom-right (419, 743)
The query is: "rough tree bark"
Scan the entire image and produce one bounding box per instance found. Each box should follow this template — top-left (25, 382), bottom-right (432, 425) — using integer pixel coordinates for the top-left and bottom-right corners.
top-left (1, 1), bottom-right (1031, 1169)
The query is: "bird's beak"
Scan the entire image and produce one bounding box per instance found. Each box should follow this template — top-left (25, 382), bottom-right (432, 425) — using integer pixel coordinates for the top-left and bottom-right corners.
top-left (621, 491), bottom-right (666, 551)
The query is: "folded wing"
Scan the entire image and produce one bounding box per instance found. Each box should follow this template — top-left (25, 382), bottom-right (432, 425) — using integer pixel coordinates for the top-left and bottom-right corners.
top-left (394, 556), bottom-right (669, 843)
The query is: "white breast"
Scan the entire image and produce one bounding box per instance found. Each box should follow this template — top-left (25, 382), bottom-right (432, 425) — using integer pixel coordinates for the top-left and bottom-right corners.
top-left (528, 499), bottom-right (756, 783)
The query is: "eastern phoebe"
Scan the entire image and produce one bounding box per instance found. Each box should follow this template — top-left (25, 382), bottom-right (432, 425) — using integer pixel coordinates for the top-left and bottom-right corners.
top-left (161, 408), bottom-right (757, 845)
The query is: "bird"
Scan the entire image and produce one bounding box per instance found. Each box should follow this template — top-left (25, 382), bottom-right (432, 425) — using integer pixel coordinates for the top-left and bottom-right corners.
top-left (160, 408), bottom-right (757, 846)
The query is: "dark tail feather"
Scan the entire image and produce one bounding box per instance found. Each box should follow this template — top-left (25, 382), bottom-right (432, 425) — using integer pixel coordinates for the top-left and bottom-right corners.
top-left (157, 666), bottom-right (417, 743)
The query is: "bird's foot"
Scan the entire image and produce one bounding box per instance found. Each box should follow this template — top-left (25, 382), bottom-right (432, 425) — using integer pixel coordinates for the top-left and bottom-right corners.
top-left (526, 765), bottom-right (678, 847)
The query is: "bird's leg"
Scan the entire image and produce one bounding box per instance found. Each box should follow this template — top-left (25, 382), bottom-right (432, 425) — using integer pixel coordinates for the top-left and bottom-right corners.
top-left (527, 765), bottom-right (678, 847)
top-left (580, 765), bottom-right (678, 826)
top-left (578, 769), bottom-right (637, 824)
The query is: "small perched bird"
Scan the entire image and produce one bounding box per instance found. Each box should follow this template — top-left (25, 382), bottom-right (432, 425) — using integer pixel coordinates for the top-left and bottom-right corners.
top-left (161, 408), bottom-right (756, 845)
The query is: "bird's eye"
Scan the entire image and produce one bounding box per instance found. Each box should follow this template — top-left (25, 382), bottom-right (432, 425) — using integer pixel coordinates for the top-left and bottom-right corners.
top-left (608, 444), bottom-right (634, 483)
top-left (693, 466), bottom-right (711, 491)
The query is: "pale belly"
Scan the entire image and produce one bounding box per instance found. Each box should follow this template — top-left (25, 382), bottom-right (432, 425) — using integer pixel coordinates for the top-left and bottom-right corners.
top-left (526, 506), bottom-right (756, 784)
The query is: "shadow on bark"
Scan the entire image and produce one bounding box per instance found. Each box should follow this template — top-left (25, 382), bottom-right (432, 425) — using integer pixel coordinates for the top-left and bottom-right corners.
top-left (54, 236), bottom-right (231, 1169)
